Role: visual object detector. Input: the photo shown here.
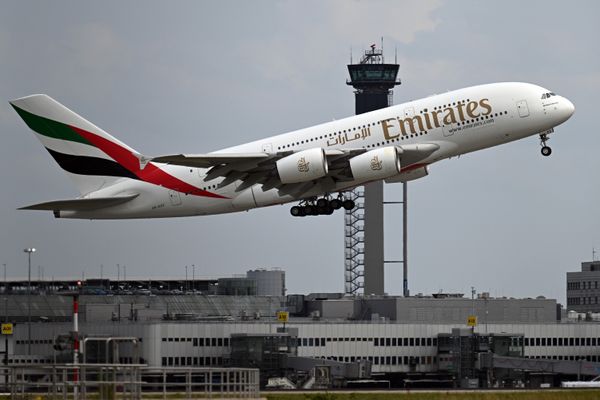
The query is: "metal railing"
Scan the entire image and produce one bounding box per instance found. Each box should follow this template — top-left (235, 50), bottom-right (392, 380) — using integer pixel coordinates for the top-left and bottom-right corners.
top-left (0, 364), bottom-right (260, 399)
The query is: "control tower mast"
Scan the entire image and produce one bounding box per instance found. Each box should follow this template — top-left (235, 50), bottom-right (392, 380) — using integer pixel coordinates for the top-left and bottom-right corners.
top-left (345, 43), bottom-right (401, 296)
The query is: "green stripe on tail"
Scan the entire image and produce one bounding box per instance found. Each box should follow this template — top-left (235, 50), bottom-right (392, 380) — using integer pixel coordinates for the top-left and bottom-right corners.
top-left (11, 104), bottom-right (92, 146)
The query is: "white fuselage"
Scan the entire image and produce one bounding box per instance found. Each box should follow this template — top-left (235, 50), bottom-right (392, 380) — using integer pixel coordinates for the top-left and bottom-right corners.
top-left (63, 82), bottom-right (574, 219)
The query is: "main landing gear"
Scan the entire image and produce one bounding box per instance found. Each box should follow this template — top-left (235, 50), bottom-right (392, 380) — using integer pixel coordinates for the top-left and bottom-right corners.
top-left (540, 133), bottom-right (552, 157)
top-left (290, 195), bottom-right (355, 217)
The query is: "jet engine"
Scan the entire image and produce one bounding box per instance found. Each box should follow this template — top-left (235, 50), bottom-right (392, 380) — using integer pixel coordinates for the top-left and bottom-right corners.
top-left (349, 146), bottom-right (401, 182)
top-left (276, 147), bottom-right (328, 184)
top-left (386, 166), bottom-right (429, 183)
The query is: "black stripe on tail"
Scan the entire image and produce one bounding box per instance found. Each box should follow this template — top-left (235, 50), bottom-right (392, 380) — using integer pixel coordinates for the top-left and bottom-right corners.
top-left (46, 148), bottom-right (139, 180)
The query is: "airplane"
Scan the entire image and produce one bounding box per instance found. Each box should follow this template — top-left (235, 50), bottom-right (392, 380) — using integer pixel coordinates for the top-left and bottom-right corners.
top-left (10, 82), bottom-right (574, 219)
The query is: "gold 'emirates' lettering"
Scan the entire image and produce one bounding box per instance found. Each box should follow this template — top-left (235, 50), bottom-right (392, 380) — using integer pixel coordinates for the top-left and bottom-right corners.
top-left (398, 116), bottom-right (425, 136)
top-left (381, 118), bottom-right (397, 140)
top-left (466, 101), bottom-right (480, 118)
top-left (443, 107), bottom-right (458, 125)
top-left (380, 98), bottom-right (493, 137)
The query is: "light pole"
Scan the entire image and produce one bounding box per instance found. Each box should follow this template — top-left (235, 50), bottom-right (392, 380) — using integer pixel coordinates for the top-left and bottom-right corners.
top-left (192, 264), bottom-right (195, 292)
top-left (185, 266), bottom-right (188, 292)
top-left (23, 248), bottom-right (35, 356)
top-left (2, 263), bottom-right (7, 387)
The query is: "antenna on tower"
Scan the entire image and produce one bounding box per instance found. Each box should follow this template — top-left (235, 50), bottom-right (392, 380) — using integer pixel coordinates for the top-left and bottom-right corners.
top-left (350, 46), bottom-right (353, 64)
top-left (395, 46), bottom-right (398, 64)
top-left (594, 247), bottom-right (598, 261)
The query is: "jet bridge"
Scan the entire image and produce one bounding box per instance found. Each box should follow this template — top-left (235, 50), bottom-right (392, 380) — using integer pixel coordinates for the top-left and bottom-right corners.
top-left (479, 353), bottom-right (600, 378)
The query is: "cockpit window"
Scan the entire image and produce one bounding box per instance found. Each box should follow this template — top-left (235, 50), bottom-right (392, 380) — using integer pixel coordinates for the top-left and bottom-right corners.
top-left (541, 92), bottom-right (557, 99)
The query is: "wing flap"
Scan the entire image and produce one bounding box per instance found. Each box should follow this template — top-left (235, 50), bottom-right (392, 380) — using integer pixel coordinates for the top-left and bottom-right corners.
top-left (19, 194), bottom-right (139, 211)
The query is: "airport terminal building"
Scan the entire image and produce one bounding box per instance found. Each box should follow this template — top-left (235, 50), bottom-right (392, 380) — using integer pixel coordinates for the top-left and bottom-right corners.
top-left (5, 282), bottom-right (600, 388)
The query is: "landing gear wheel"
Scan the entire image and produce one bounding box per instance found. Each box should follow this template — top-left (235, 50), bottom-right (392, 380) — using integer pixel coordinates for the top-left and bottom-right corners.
top-left (316, 198), bottom-right (328, 208)
top-left (290, 206), bottom-right (302, 217)
top-left (342, 199), bottom-right (355, 210)
top-left (541, 146), bottom-right (552, 157)
top-left (329, 199), bottom-right (342, 210)
top-left (539, 133), bottom-right (552, 157)
top-left (303, 205), bottom-right (315, 215)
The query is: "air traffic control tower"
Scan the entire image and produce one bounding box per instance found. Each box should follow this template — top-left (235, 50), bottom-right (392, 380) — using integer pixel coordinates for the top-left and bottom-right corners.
top-left (345, 44), bottom-right (401, 296)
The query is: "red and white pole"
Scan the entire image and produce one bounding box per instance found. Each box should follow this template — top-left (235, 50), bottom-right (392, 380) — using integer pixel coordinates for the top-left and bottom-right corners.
top-left (73, 293), bottom-right (79, 398)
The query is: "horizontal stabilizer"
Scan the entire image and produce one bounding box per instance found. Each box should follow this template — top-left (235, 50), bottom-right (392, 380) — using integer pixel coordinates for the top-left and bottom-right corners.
top-left (19, 194), bottom-right (139, 211)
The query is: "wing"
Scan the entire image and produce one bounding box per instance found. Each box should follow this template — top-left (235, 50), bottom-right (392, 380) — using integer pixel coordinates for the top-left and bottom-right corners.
top-left (151, 153), bottom-right (271, 169)
top-left (19, 194), bottom-right (139, 211)
top-left (151, 143), bottom-right (439, 198)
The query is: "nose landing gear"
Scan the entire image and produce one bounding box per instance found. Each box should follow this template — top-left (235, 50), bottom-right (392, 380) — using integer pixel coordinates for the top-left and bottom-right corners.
top-left (540, 133), bottom-right (552, 157)
top-left (290, 194), bottom-right (355, 217)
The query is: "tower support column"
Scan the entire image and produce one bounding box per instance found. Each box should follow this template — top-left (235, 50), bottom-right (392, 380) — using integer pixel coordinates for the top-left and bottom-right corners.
top-left (363, 181), bottom-right (384, 295)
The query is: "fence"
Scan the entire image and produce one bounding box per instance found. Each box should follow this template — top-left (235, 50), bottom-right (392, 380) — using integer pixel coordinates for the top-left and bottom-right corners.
top-left (0, 364), bottom-right (260, 399)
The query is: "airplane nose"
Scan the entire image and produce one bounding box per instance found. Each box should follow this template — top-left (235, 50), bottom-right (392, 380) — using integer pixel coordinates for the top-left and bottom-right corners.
top-left (564, 97), bottom-right (575, 118)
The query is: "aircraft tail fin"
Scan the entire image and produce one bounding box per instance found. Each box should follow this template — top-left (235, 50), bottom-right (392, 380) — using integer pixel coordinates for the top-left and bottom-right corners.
top-left (10, 94), bottom-right (144, 195)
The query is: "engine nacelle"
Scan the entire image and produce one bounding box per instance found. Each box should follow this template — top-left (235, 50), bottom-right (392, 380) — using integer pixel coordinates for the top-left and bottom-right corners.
top-left (276, 147), bottom-right (328, 184)
top-left (349, 146), bottom-right (401, 182)
top-left (386, 166), bottom-right (429, 183)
